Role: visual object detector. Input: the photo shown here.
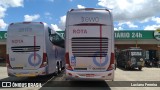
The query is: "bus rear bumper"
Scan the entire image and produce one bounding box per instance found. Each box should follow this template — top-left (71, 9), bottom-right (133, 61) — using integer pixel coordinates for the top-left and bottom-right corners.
top-left (65, 69), bottom-right (114, 81)
top-left (7, 67), bottom-right (48, 77)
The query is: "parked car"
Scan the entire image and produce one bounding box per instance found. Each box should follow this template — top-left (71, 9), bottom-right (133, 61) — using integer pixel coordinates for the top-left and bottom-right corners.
top-left (117, 47), bottom-right (144, 70)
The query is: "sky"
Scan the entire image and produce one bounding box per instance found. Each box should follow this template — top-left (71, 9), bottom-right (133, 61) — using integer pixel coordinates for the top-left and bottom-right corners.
top-left (0, 0), bottom-right (160, 31)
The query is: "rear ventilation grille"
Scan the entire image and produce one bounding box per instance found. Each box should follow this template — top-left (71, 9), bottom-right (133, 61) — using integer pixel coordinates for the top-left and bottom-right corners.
top-left (11, 46), bottom-right (40, 52)
top-left (72, 37), bottom-right (108, 57)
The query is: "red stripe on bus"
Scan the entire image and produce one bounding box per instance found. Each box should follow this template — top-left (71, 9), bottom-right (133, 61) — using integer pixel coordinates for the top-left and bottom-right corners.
top-left (34, 35), bottom-right (36, 63)
top-left (100, 25), bottom-right (102, 64)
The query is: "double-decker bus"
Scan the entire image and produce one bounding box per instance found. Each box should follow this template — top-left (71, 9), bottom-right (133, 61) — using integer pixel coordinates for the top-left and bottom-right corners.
top-left (6, 22), bottom-right (65, 77)
top-left (65, 8), bottom-right (115, 80)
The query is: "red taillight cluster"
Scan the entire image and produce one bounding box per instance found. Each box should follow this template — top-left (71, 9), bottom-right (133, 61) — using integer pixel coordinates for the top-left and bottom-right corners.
top-left (6, 54), bottom-right (12, 68)
top-left (40, 53), bottom-right (48, 68)
top-left (107, 53), bottom-right (115, 70)
top-left (65, 52), bottom-right (73, 70)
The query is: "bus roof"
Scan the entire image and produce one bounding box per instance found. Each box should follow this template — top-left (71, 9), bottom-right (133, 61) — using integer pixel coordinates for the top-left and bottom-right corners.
top-left (9, 22), bottom-right (45, 26)
top-left (69, 8), bottom-right (110, 11)
top-left (66, 8), bottom-right (113, 26)
top-left (7, 22), bottom-right (48, 36)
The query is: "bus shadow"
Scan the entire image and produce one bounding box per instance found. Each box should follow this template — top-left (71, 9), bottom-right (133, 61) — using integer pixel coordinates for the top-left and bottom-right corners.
top-left (117, 66), bottom-right (142, 71)
top-left (40, 80), bottom-right (111, 90)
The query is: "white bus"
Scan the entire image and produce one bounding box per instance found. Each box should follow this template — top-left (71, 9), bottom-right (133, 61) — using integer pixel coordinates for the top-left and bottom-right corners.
top-left (6, 22), bottom-right (65, 77)
top-left (65, 8), bottom-right (115, 80)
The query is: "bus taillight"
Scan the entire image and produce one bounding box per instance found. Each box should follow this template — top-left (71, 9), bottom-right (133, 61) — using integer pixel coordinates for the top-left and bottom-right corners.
top-left (65, 52), bottom-right (73, 70)
top-left (6, 54), bottom-right (12, 69)
top-left (40, 53), bottom-right (48, 68)
top-left (107, 53), bottom-right (115, 71)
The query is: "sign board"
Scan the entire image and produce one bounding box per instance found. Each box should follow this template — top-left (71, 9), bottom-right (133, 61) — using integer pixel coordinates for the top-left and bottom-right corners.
top-left (0, 31), bottom-right (7, 40)
top-left (0, 30), bottom-right (156, 40)
top-left (154, 29), bottom-right (160, 41)
top-left (115, 31), bottom-right (154, 39)
top-left (57, 30), bottom-right (155, 40)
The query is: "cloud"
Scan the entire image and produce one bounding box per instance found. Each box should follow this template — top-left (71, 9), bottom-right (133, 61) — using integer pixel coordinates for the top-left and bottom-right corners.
top-left (118, 21), bottom-right (138, 28)
top-left (0, 6), bottom-right (6, 18)
top-left (77, 5), bottom-right (86, 9)
top-left (58, 15), bottom-right (66, 30)
top-left (144, 25), bottom-right (160, 30)
top-left (0, 19), bottom-right (7, 29)
top-left (59, 15), bottom-right (66, 27)
top-left (151, 17), bottom-right (160, 23)
top-left (140, 18), bottom-right (150, 23)
top-left (140, 16), bottom-right (160, 23)
top-left (51, 24), bottom-right (61, 31)
top-left (0, 0), bottom-right (23, 29)
top-left (44, 12), bottom-right (52, 20)
top-left (114, 27), bottom-right (124, 31)
top-left (0, 0), bottom-right (23, 18)
top-left (97, 0), bottom-right (160, 21)
top-left (24, 14), bottom-right (40, 21)
top-left (0, 0), bottom-right (24, 8)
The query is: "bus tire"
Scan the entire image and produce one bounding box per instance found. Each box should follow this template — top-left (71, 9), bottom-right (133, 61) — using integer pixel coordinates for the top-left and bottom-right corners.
top-left (53, 64), bottom-right (59, 76)
top-left (57, 62), bottom-right (61, 74)
top-left (60, 61), bottom-right (62, 71)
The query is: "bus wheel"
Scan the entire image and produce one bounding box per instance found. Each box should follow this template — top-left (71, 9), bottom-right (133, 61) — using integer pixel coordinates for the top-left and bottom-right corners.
top-left (60, 61), bottom-right (63, 71)
top-left (54, 63), bottom-right (60, 76)
top-left (138, 67), bottom-right (142, 71)
top-left (57, 62), bottom-right (61, 74)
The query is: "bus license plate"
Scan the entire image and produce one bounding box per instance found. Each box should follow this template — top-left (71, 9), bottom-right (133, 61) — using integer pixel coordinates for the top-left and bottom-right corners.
top-left (86, 74), bottom-right (95, 77)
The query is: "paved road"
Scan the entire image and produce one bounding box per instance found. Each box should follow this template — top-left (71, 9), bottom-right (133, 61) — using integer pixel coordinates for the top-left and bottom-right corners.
top-left (115, 67), bottom-right (160, 81)
top-left (40, 67), bottom-right (160, 90)
top-left (0, 63), bottom-right (160, 90)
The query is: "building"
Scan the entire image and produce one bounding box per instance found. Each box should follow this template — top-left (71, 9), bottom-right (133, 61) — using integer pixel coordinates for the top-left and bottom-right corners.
top-left (0, 31), bottom-right (7, 59)
top-left (0, 30), bottom-right (160, 60)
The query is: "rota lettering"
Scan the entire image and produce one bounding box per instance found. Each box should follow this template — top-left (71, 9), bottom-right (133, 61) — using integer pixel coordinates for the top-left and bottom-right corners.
top-left (12, 40), bottom-right (23, 44)
top-left (73, 29), bottom-right (87, 34)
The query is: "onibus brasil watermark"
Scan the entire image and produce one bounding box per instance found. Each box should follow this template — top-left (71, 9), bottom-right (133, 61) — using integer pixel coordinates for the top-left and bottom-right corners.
top-left (1, 82), bottom-right (42, 88)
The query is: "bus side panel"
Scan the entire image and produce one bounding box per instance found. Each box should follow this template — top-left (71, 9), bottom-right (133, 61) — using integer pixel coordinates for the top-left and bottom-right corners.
top-left (45, 27), bottom-right (57, 74)
top-left (56, 46), bottom-right (65, 68)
